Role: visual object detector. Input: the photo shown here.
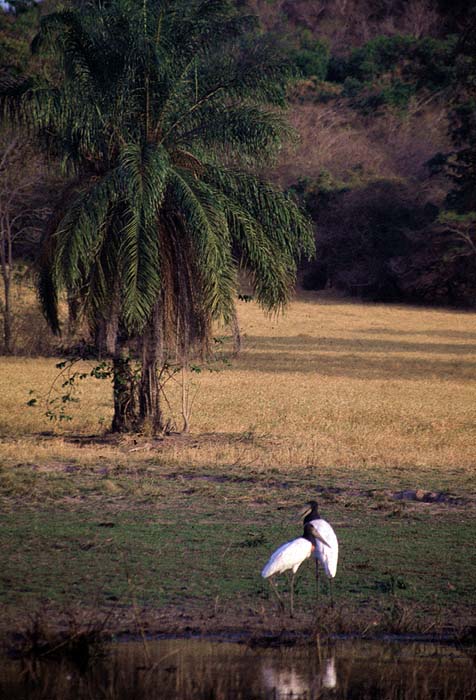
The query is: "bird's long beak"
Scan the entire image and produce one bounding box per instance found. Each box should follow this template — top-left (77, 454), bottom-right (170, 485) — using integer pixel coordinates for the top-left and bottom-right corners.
top-left (312, 529), bottom-right (330, 548)
top-left (296, 504), bottom-right (312, 522)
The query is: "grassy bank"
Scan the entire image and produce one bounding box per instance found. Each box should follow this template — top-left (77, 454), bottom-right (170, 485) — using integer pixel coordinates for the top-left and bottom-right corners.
top-left (0, 293), bottom-right (475, 639)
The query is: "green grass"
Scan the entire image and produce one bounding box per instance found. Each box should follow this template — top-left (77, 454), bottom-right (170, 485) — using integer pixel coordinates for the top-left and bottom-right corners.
top-left (1, 461), bottom-right (474, 639)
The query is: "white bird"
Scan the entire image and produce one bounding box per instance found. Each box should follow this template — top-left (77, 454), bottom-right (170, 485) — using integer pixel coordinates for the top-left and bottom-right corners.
top-left (301, 500), bottom-right (338, 605)
top-left (261, 522), bottom-right (330, 616)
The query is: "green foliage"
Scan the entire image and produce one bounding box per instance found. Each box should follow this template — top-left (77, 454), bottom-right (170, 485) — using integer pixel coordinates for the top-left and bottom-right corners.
top-left (435, 12), bottom-right (476, 238)
top-left (288, 171), bottom-right (349, 215)
top-left (330, 34), bottom-right (458, 112)
top-left (334, 34), bottom-right (456, 86)
top-left (438, 210), bottom-right (476, 225)
top-left (345, 35), bottom-right (415, 82)
top-left (27, 359), bottom-right (113, 423)
top-left (0, 0), bottom-right (41, 80)
top-left (290, 33), bottom-right (330, 81)
top-left (4, 0), bottom-right (313, 347)
top-left (446, 101), bottom-right (476, 213)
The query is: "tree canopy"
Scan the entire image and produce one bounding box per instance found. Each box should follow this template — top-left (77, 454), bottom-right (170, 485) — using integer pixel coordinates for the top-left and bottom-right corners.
top-left (4, 0), bottom-right (314, 430)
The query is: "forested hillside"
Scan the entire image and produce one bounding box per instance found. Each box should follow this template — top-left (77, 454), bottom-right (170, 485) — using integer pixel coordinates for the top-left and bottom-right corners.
top-left (250, 0), bottom-right (476, 305)
top-left (0, 0), bottom-right (475, 355)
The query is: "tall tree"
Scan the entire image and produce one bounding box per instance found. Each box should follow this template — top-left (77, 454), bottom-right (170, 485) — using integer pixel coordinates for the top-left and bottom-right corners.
top-left (446, 9), bottom-right (476, 213)
top-left (0, 132), bottom-right (52, 353)
top-left (3, 0), bottom-right (314, 432)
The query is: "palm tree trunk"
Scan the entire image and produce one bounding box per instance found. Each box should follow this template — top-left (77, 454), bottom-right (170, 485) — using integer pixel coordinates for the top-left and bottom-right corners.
top-left (111, 339), bottom-right (138, 433)
top-left (138, 304), bottom-right (164, 434)
top-left (230, 303), bottom-right (241, 356)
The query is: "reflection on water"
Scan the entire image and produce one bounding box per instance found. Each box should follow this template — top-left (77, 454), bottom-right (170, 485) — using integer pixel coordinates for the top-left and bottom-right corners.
top-left (261, 654), bottom-right (337, 697)
top-left (321, 656), bottom-right (337, 690)
top-left (1, 638), bottom-right (475, 700)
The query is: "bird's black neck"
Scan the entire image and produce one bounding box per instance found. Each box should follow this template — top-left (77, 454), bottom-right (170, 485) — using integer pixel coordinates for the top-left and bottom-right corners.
top-left (303, 502), bottom-right (319, 524)
top-left (303, 522), bottom-right (317, 543)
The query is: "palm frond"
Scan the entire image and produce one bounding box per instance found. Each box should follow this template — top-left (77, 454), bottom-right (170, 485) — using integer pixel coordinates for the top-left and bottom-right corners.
top-left (37, 257), bottom-right (61, 335)
top-left (53, 169), bottom-right (122, 290)
top-left (28, 0), bottom-right (312, 350)
top-left (205, 165), bottom-right (315, 259)
top-left (168, 167), bottom-right (236, 322)
top-left (176, 104), bottom-right (292, 165)
top-left (118, 143), bottom-right (170, 331)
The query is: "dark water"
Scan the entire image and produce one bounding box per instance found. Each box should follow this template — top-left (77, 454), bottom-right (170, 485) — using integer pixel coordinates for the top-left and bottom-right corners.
top-left (1, 638), bottom-right (476, 699)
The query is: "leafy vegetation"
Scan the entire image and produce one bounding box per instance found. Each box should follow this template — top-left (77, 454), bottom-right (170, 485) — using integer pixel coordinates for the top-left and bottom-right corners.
top-left (289, 31), bottom-right (330, 81)
top-left (2, 0), bottom-right (313, 432)
top-left (285, 10), bottom-right (476, 306)
top-left (328, 34), bottom-right (458, 111)
top-left (259, 4), bottom-right (476, 307)
top-left (0, 0), bottom-right (41, 82)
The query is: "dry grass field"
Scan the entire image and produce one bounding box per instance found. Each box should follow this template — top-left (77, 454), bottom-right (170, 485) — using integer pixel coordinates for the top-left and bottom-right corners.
top-left (0, 292), bottom-right (475, 486)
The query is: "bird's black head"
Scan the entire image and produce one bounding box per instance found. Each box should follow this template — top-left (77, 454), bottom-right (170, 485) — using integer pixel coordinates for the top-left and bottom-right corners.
top-left (301, 500), bottom-right (320, 524)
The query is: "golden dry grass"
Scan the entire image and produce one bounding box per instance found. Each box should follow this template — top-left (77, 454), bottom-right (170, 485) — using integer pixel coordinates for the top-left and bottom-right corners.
top-left (0, 292), bottom-right (475, 482)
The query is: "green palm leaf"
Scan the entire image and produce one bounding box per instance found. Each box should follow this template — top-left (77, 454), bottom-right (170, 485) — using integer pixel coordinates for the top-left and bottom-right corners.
top-left (12, 0), bottom-right (313, 353)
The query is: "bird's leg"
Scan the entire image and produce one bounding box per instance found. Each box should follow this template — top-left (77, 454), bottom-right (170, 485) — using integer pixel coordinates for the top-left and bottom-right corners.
top-left (329, 578), bottom-right (334, 608)
top-left (269, 577), bottom-right (285, 612)
top-left (290, 572), bottom-right (296, 618)
top-left (315, 558), bottom-right (320, 601)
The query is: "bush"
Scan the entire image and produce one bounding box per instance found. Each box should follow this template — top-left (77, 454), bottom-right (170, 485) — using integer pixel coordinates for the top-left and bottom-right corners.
top-left (295, 173), bottom-right (476, 307)
top-left (445, 100), bottom-right (476, 212)
top-left (297, 179), bottom-right (438, 301)
top-left (291, 35), bottom-right (330, 80)
top-left (289, 171), bottom-right (348, 215)
top-left (330, 34), bottom-right (457, 111)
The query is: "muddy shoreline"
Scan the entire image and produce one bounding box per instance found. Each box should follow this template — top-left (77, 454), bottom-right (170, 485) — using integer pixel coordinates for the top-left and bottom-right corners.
top-left (4, 602), bottom-right (475, 656)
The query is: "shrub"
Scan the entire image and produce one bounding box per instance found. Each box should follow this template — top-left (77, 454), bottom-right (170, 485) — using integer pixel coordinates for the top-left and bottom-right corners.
top-left (330, 34), bottom-right (457, 111)
top-left (291, 35), bottom-right (330, 80)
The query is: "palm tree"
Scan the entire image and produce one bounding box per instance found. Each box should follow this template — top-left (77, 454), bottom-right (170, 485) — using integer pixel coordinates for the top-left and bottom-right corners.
top-left (5, 0), bottom-right (314, 432)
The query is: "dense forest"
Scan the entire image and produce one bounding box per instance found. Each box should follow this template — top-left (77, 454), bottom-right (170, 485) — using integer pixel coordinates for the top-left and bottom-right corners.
top-left (0, 0), bottom-right (475, 361)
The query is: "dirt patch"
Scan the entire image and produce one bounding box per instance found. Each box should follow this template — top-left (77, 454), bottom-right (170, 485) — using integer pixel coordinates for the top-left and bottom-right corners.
top-left (161, 472), bottom-right (259, 485)
top-left (391, 489), bottom-right (467, 505)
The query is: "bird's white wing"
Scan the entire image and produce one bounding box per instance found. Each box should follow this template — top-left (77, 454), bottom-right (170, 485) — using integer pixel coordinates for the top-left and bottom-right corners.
top-left (261, 537), bottom-right (313, 578)
top-left (309, 518), bottom-right (338, 578)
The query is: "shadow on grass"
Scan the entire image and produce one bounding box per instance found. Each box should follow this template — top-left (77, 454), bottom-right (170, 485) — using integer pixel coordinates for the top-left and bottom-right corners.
top-left (246, 334), bottom-right (476, 355)
top-left (240, 343), bottom-right (476, 379)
